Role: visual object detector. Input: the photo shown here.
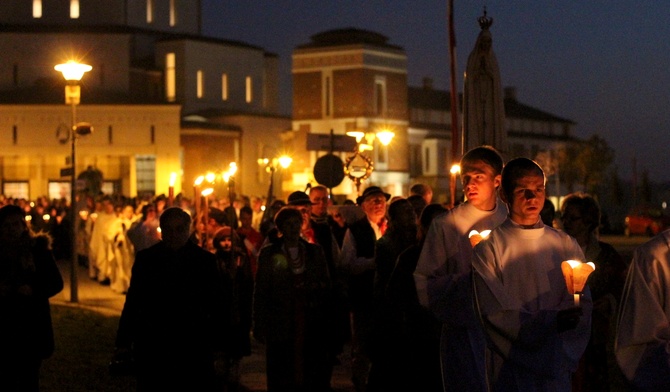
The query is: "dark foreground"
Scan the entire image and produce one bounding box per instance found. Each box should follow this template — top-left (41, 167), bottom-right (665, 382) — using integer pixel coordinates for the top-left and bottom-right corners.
top-left (42, 261), bottom-right (355, 392)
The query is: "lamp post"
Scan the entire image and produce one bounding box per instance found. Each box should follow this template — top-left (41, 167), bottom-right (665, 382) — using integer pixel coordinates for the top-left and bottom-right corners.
top-left (55, 60), bottom-right (92, 303)
top-left (259, 155), bottom-right (292, 224)
top-left (344, 123), bottom-right (395, 194)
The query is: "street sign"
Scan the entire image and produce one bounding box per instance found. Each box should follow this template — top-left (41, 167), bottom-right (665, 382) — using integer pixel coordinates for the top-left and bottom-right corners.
top-left (60, 167), bottom-right (73, 177)
top-left (306, 133), bottom-right (357, 152)
top-left (314, 154), bottom-right (345, 188)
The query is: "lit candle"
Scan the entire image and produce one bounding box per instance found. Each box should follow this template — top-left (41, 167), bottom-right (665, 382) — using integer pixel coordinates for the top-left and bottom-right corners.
top-left (561, 260), bottom-right (596, 306)
top-left (468, 229), bottom-right (491, 248)
top-left (194, 175), bottom-right (204, 216)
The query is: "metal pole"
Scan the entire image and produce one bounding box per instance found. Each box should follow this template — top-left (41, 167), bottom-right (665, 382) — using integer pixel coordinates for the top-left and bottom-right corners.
top-left (448, 0), bottom-right (461, 207)
top-left (70, 99), bottom-right (79, 303)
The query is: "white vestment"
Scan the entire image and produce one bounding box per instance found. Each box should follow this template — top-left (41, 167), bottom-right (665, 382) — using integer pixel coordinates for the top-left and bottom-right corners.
top-left (472, 219), bottom-right (591, 392)
top-left (414, 200), bottom-right (507, 391)
top-left (615, 229), bottom-right (670, 390)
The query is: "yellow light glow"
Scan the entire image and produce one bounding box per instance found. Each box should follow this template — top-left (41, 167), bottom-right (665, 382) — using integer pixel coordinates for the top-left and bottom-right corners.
top-left (205, 172), bottom-right (216, 183)
top-left (229, 162), bottom-right (237, 176)
top-left (201, 188), bottom-right (214, 197)
top-left (450, 164), bottom-right (461, 175)
top-left (359, 143), bottom-right (374, 152)
top-left (54, 60), bottom-right (92, 81)
top-left (169, 172), bottom-right (177, 187)
top-left (376, 130), bottom-right (395, 146)
top-left (258, 158), bottom-right (269, 166)
top-left (223, 172), bottom-right (231, 182)
top-left (43, 214), bottom-right (51, 222)
top-left (278, 155), bottom-right (292, 169)
top-left (346, 131), bottom-right (365, 143)
top-left (194, 175), bottom-right (205, 186)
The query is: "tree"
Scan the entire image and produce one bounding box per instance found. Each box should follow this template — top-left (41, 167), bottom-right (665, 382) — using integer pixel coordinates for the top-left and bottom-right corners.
top-left (575, 134), bottom-right (615, 195)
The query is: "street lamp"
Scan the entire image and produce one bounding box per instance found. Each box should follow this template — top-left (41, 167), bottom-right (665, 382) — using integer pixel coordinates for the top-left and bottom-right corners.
top-left (344, 124), bottom-right (395, 193)
top-left (258, 155), bottom-right (292, 224)
top-left (55, 60), bottom-right (92, 303)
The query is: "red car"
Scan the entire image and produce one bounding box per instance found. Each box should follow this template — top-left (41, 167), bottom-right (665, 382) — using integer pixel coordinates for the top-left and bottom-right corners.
top-left (624, 206), bottom-right (670, 236)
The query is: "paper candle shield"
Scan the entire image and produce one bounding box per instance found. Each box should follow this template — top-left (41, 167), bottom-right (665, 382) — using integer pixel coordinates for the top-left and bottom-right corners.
top-left (561, 259), bottom-right (596, 294)
top-left (468, 229), bottom-right (491, 248)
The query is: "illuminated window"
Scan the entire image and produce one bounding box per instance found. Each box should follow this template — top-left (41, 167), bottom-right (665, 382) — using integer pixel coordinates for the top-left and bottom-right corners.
top-left (70, 0), bottom-right (80, 19)
top-left (165, 53), bottom-right (176, 102)
top-left (3, 181), bottom-right (29, 200)
top-left (245, 76), bottom-right (253, 103)
top-left (374, 76), bottom-right (387, 116)
top-left (197, 70), bottom-right (204, 98)
top-left (33, 0), bottom-right (42, 18)
top-left (221, 73), bottom-right (228, 101)
top-left (136, 155), bottom-right (156, 196)
top-left (169, 0), bottom-right (176, 26)
top-left (146, 0), bottom-right (153, 23)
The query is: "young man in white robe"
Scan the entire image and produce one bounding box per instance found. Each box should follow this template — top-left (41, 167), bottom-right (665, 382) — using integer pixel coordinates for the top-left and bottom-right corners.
top-left (615, 229), bottom-right (670, 390)
top-left (414, 146), bottom-right (507, 391)
top-left (472, 157), bottom-right (591, 391)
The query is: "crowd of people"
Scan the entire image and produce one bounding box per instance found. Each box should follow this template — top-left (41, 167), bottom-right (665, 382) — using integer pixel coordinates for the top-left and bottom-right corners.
top-left (2, 145), bottom-right (670, 391)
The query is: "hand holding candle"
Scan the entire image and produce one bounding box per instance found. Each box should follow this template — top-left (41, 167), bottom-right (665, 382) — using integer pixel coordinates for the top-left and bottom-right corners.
top-left (468, 229), bottom-right (491, 248)
top-left (561, 259), bottom-right (596, 306)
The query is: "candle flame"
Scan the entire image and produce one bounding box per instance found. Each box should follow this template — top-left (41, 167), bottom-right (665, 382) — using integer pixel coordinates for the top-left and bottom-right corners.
top-left (561, 259), bottom-right (596, 295)
top-left (468, 229), bottom-right (491, 247)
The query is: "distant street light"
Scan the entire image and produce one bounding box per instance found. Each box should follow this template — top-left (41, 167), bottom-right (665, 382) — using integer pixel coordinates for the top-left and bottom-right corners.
top-left (55, 60), bottom-right (92, 303)
top-left (344, 124), bottom-right (395, 193)
top-left (259, 155), bottom-right (292, 224)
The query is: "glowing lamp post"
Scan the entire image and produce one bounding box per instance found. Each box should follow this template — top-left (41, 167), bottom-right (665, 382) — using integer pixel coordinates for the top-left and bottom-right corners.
top-left (55, 60), bottom-right (92, 303)
top-left (259, 155), bottom-right (292, 224)
top-left (344, 126), bottom-right (395, 194)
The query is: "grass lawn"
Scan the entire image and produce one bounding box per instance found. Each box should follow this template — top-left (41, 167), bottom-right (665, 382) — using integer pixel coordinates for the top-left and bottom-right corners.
top-left (40, 304), bottom-right (136, 392)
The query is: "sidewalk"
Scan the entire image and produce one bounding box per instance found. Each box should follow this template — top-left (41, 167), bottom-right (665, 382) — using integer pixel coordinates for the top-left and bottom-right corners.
top-left (50, 260), bottom-right (355, 392)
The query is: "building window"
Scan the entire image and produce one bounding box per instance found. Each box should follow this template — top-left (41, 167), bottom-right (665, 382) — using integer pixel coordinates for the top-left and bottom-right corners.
top-left (165, 53), bottom-right (176, 102)
top-left (245, 76), bottom-right (253, 103)
top-left (197, 70), bottom-right (204, 99)
top-left (409, 145), bottom-right (422, 177)
top-left (70, 0), bottom-right (80, 19)
top-left (48, 181), bottom-right (70, 201)
top-left (424, 147), bottom-right (431, 173)
top-left (374, 76), bottom-right (387, 116)
top-left (33, 0), bottom-right (42, 18)
top-left (221, 73), bottom-right (228, 101)
top-left (325, 76), bottom-right (331, 116)
top-left (169, 0), bottom-right (176, 26)
top-left (377, 145), bottom-right (388, 164)
top-left (3, 181), bottom-right (29, 200)
top-left (136, 155), bottom-right (156, 196)
top-left (146, 0), bottom-right (153, 23)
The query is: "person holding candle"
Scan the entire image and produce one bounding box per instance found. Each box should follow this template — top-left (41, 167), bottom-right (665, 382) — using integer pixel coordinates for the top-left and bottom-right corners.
top-left (560, 192), bottom-right (627, 391)
top-left (472, 157), bottom-right (592, 391)
top-left (414, 145), bottom-right (507, 392)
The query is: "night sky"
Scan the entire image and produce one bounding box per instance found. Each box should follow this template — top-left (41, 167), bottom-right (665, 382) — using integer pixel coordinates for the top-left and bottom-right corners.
top-left (201, 0), bottom-right (670, 183)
